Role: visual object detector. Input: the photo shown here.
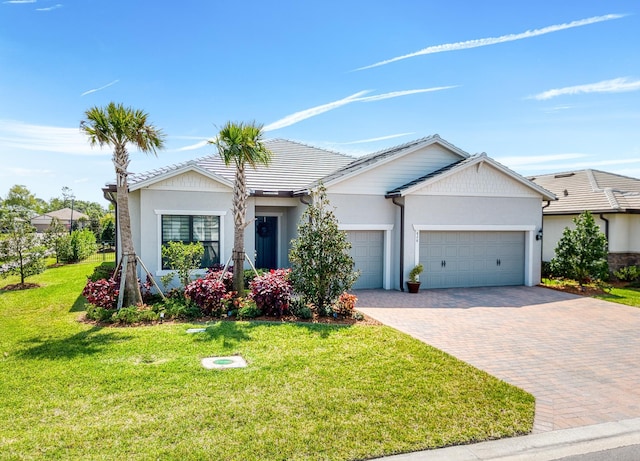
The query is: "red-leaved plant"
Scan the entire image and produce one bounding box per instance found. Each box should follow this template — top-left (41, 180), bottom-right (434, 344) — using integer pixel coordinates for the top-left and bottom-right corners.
top-left (184, 277), bottom-right (228, 316)
top-left (250, 269), bottom-right (293, 317)
top-left (82, 278), bottom-right (120, 309)
top-left (333, 292), bottom-right (357, 316)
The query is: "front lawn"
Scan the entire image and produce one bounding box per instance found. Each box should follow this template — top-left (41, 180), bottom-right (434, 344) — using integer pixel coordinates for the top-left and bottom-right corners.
top-left (541, 278), bottom-right (640, 308)
top-left (1, 262), bottom-right (534, 460)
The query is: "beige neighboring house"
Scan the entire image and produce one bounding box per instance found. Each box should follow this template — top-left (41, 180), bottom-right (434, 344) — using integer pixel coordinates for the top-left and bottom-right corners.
top-left (105, 135), bottom-right (555, 291)
top-left (30, 207), bottom-right (89, 233)
top-left (530, 169), bottom-right (640, 270)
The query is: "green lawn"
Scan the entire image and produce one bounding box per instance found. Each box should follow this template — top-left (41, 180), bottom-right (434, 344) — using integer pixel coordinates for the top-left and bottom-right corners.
top-left (1, 262), bottom-right (534, 460)
top-left (594, 286), bottom-right (640, 307)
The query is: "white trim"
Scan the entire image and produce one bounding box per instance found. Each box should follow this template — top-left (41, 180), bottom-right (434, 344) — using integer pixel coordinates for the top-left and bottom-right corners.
top-left (255, 212), bottom-right (283, 268)
top-left (130, 164), bottom-right (234, 192)
top-left (339, 224), bottom-right (394, 290)
top-left (413, 225), bottom-right (537, 287)
top-left (155, 210), bottom-right (226, 277)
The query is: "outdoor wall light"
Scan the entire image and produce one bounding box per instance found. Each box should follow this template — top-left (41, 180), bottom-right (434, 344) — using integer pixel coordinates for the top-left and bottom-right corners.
top-left (536, 229), bottom-right (543, 241)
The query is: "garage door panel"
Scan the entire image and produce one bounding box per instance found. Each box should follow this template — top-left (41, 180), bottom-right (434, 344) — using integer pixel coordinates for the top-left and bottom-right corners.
top-left (420, 231), bottom-right (524, 289)
top-left (348, 231), bottom-right (384, 290)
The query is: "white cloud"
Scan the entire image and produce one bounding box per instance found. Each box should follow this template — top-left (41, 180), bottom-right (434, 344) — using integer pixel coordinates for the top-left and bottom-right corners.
top-left (264, 91), bottom-right (370, 132)
top-left (0, 119), bottom-right (107, 155)
top-left (176, 140), bottom-right (209, 151)
top-left (336, 132), bottom-right (415, 145)
top-left (531, 77), bottom-right (640, 100)
top-left (355, 14), bottom-right (626, 71)
top-left (264, 86), bottom-right (455, 132)
top-left (36, 3), bottom-right (61, 11)
top-left (0, 167), bottom-right (55, 177)
top-left (81, 79), bottom-right (119, 96)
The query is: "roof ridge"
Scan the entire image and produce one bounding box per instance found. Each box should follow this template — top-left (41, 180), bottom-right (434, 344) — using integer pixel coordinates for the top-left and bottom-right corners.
top-left (265, 138), bottom-right (355, 160)
top-left (603, 187), bottom-right (621, 209)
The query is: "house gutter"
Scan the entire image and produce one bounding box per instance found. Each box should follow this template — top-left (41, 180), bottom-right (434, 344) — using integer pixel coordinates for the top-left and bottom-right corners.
top-left (598, 213), bottom-right (609, 242)
top-left (391, 196), bottom-right (405, 291)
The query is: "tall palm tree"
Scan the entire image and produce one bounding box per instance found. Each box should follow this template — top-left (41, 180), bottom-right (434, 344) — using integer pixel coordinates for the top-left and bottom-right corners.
top-left (81, 102), bottom-right (165, 307)
top-left (211, 121), bottom-right (272, 294)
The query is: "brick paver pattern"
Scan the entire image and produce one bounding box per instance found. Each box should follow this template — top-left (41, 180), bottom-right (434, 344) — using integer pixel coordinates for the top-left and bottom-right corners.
top-left (355, 286), bottom-right (640, 433)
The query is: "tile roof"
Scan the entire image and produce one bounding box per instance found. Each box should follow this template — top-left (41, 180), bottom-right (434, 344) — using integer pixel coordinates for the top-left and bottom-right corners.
top-left (128, 138), bottom-right (355, 192)
top-left (529, 169), bottom-right (640, 214)
top-left (31, 207), bottom-right (89, 222)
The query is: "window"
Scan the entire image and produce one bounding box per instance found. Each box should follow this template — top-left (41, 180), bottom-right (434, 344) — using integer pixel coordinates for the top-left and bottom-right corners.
top-left (161, 215), bottom-right (220, 269)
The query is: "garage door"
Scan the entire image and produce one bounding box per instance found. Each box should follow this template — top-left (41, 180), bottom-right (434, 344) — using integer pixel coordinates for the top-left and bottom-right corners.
top-left (347, 231), bottom-right (384, 289)
top-left (419, 231), bottom-right (524, 289)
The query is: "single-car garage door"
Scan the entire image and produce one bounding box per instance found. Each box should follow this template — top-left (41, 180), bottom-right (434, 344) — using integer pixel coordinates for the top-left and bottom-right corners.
top-left (347, 231), bottom-right (384, 289)
top-left (419, 231), bottom-right (525, 289)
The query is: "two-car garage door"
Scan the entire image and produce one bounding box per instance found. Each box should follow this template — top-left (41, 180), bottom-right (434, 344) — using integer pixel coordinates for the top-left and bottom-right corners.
top-left (419, 231), bottom-right (525, 289)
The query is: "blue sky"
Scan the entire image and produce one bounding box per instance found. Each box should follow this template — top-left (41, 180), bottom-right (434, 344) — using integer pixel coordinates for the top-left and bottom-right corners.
top-left (1, 0), bottom-right (639, 205)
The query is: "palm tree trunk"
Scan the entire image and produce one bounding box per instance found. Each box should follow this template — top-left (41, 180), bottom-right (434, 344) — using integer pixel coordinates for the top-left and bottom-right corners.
top-left (114, 148), bottom-right (142, 307)
top-left (232, 163), bottom-right (247, 294)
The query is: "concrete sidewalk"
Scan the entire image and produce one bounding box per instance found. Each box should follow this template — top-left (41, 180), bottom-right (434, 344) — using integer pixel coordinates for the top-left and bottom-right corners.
top-left (376, 418), bottom-right (640, 460)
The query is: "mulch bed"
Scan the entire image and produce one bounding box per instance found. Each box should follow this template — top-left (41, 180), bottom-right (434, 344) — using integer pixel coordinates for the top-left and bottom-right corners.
top-left (541, 281), bottom-right (629, 297)
top-left (1, 283), bottom-right (40, 291)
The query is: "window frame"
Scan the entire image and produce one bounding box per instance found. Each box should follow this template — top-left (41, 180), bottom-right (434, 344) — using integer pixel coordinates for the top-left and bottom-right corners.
top-left (155, 209), bottom-right (226, 276)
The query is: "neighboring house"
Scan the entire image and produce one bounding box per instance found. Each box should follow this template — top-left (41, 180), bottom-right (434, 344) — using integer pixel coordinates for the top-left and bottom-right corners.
top-left (30, 208), bottom-right (89, 233)
top-left (530, 169), bottom-right (640, 270)
top-left (104, 135), bottom-right (555, 291)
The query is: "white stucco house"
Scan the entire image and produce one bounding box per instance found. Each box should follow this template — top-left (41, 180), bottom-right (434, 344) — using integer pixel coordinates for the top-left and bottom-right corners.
top-left (30, 207), bottom-right (89, 233)
top-left (104, 135), bottom-right (556, 291)
top-left (530, 169), bottom-right (640, 270)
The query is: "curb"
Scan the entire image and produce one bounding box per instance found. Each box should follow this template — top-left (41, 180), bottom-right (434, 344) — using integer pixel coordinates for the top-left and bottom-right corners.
top-left (376, 418), bottom-right (640, 460)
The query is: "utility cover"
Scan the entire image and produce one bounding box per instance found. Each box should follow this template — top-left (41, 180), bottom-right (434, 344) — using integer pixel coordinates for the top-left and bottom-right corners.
top-left (201, 356), bottom-right (247, 369)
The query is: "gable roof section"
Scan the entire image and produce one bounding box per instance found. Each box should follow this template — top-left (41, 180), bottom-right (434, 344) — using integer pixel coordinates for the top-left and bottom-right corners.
top-left (127, 139), bottom-right (355, 193)
top-left (529, 169), bottom-right (640, 214)
top-left (31, 207), bottom-right (90, 223)
top-left (386, 153), bottom-right (556, 200)
top-left (308, 134), bottom-right (470, 191)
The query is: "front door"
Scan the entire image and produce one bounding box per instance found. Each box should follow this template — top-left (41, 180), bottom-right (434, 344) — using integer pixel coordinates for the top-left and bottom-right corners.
top-left (255, 216), bottom-right (278, 269)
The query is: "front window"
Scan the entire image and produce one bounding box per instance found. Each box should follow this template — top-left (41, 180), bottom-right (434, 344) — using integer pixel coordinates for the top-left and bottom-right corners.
top-left (161, 215), bottom-right (220, 269)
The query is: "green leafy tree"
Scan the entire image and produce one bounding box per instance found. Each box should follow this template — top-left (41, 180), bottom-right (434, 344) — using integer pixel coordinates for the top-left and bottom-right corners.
top-left (210, 121), bottom-right (272, 294)
top-left (550, 211), bottom-right (609, 285)
top-left (43, 217), bottom-right (67, 264)
top-left (0, 211), bottom-right (46, 285)
top-left (81, 102), bottom-right (165, 306)
top-left (289, 186), bottom-right (359, 315)
top-left (58, 229), bottom-right (98, 263)
top-left (2, 185), bottom-right (43, 215)
top-left (161, 241), bottom-right (205, 289)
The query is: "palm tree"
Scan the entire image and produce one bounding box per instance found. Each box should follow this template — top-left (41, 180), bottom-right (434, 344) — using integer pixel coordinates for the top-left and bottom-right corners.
top-left (81, 102), bottom-right (165, 307)
top-left (211, 121), bottom-right (272, 294)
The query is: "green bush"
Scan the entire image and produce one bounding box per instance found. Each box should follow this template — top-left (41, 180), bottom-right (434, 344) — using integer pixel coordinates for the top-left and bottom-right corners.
top-left (59, 229), bottom-right (98, 263)
top-left (289, 297), bottom-right (313, 319)
top-left (161, 297), bottom-right (201, 319)
top-left (112, 306), bottom-right (159, 324)
top-left (613, 265), bottom-right (640, 282)
top-left (237, 303), bottom-right (262, 319)
top-left (85, 304), bottom-right (115, 322)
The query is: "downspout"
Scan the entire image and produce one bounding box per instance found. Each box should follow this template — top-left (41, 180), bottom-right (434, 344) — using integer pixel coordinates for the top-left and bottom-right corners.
top-left (540, 201), bottom-right (551, 277)
top-left (392, 197), bottom-right (405, 291)
top-left (598, 213), bottom-right (609, 242)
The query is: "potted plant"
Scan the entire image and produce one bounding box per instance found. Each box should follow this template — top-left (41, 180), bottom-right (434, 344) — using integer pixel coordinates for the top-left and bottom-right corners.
top-left (407, 264), bottom-right (423, 293)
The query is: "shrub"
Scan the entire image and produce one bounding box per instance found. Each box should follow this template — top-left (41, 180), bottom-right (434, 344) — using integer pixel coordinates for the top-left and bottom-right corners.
top-left (112, 305), bottom-right (158, 324)
top-left (613, 265), bottom-right (640, 282)
top-left (236, 299), bottom-right (262, 319)
top-left (82, 277), bottom-right (119, 309)
top-left (204, 269), bottom-right (234, 292)
top-left (161, 241), bottom-right (204, 288)
top-left (161, 297), bottom-right (201, 319)
top-left (550, 211), bottom-right (609, 285)
top-left (332, 292), bottom-right (358, 317)
top-left (250, 269), bottom-right (293, 316)
top-left (289, 186), bottom-right (358, 314)
top-left (85, 304), bottom-right (115, 322)
top-left (59, 229), bottom-right (98, 263)
top-left (184, 277), bottom-right (228, 316)
top-left (244, 268), bottom-right (267, 289)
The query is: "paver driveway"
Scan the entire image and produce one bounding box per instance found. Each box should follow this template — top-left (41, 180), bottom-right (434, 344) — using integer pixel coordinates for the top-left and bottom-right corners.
top-left (355, 286), bottom-right (640, 433)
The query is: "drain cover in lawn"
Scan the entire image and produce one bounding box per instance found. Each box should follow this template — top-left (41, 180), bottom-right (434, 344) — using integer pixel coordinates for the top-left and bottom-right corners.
top-left (201, 356), bottom-right (247, 369)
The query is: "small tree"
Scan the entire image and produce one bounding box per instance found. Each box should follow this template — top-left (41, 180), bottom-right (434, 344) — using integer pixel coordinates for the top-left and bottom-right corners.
top-left (160, 241), bottom-right (205, 289)
top-left (0, 211), bottom-right (46, 286)
top-left (43, 217), bottom-right (67, 264)
top-left (550, 211), bottom-right (609, 285)
top-left (289, 186), bottom-right (358, 315)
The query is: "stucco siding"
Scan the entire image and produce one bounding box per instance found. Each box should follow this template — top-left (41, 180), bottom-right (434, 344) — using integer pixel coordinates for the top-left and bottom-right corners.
top-left (137, 188), bottom-right (233, 276)
top-left (328, 193), bottom-right (396, 225)
top-left (328, 145), bottom-right (460, 195)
